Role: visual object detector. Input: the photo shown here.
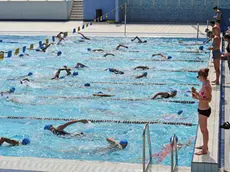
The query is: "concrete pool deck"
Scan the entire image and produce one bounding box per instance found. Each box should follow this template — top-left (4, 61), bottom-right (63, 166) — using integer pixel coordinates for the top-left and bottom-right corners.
top-left (0, 22), bottom-right (222, 172)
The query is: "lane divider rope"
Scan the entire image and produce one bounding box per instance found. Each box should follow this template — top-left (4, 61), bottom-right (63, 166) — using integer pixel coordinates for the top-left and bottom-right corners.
top-left (0, 116), bottom-right (197, 126)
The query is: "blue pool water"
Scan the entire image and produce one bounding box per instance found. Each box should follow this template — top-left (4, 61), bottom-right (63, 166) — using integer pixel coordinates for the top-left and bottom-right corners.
top-left (0, 36), bottom-right (210, 166)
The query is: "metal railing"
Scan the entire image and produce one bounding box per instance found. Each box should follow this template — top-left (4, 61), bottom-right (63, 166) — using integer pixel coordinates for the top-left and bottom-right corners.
top-left (170, 134), bottom-right (178, 172)
top-left (142, 123), bottom-right (152, 172)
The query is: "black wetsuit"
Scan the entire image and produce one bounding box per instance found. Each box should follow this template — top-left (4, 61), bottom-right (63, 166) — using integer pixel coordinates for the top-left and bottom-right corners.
top-left (52, 129), bottom-right (70, 136)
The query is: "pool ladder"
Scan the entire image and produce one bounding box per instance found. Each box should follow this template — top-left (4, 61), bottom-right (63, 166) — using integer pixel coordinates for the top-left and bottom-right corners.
top-left (170, 134), bottom-right (178, 172)
top-left (142, 123), bottom-right (178, 172)
top-left (142, 123), bottom-right (152, 172)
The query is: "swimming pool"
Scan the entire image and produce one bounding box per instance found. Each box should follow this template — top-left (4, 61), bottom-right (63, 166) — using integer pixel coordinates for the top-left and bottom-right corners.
top-left (0, 36), bottom-right (210, 166)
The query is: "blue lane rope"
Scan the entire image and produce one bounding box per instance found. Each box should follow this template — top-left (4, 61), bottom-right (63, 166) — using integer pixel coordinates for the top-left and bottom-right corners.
top-left (0, 116), bottom-right (197, 126)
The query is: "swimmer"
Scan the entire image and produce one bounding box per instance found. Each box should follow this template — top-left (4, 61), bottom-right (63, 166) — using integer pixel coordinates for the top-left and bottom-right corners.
top-left (56, 32), bottom-right (65, 45)
top-left (51, 66), bottom-right (71, 80)
top-left (0, 137), bottom-right (30, 146)
top-left (152, 137), bottom-right (194, 163)
top-left (133, 66), bottom-right (149, 70)
top-left (40, 43), bottom-right (54, 52)
top-left (78, 32), bottom-right (90, 40)
top-left (20, 78), bottom-right (30, 84)
top-left (105, 68), bottom-right (124, 74)
top-left (92, 92), bottom-right (115, 97)
top-left (135, 72), bottom-right (147, 79)
top-left (152, 53), bottom-right (167, 59)
top-left (105, 138), bottom-right (128, 150)
top-left (116, 44), bottom-right (128, 50)
top-left (151, 90), bottom-right (177, 99)
top-left (88, 48), bottom-right (104, 52)
top-left (74, 63), bottom-right (88, 68)
top-left (131, 36), bottom-right (147, 43)
top-left (103, 53), bottom-right (115, 57)
top-left (1, 87), bottom-right (16, 96)
top-left (44, 119), bottom-right (89, 137)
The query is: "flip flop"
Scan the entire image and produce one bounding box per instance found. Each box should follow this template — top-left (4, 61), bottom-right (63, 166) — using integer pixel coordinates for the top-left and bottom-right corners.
top-left (220, 122), bottom-right (230, 129)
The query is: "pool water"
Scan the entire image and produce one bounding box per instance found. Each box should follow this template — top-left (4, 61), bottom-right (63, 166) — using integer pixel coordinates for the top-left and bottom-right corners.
top-left (0, 36), bottom-right (210, 166)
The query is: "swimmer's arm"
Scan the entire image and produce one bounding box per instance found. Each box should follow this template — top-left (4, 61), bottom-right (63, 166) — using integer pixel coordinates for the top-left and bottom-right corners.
top-left (0, 137), bottom-right (19, 146)
top-left (103, 53), bottom-right (115, 57)
top-left (151, 92), bottom-right (164, 99)
top-left (56, 119), bottom-right (89, 130)
top-left (106, 138), bottom-right (120, 147)
top-left (152, 53), bottom-right (162, 57)
top-left (131, 36), bottom-right (138, 41)
top-left (78, 32), bottom-right (90, 40)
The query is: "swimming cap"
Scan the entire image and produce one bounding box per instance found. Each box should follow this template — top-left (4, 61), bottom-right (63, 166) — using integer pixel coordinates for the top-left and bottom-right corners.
top-left (87, 48), bottom-right (91, 51)
top-left (9, 87), bottom-right (16, 93)
top-left (143, 72), bottom-right (148, 76)
top-left (57, 51), bottom-right (62, 56)
top-left (167, 56), bottom-right (172, 59)
top-left (21, 138), bottom-right (30, 145)
top-left (28, 72), bottom-right (33, 76)
top-left (19, 54), bottom-right (24, 57)
top-left (84, 83), bottom-right (90, 87)
top-left (199, 46), bottom-right (204, 51)
top-left (44, 124), bottom-right (52, 130)
top-left (119, 140), bottom-right (128, 147)
top-left (171, 90), bottom-right (177, 94)
top-left (170, 136), bottom-right (178, 144)
top-left (97, 91), bottom-right (103, 94)
top-left (73, 72), bottom-right (78, 76)
top-left (108, 68), bottom-right (114, 72)
top-left (177, 110), bottom-right (183, 115)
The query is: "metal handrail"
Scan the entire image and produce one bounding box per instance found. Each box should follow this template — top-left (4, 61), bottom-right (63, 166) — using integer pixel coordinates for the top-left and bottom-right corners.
top-left (142, 123), bottom-right (152, 172)
top-left (170, 134), bottom-right (178, 172)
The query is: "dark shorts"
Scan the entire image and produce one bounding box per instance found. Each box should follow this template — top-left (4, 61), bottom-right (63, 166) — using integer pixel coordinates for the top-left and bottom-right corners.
top-left (198, 108), bottom-right (211, 117)
top-left (212, 50), bottom-right (221, 59)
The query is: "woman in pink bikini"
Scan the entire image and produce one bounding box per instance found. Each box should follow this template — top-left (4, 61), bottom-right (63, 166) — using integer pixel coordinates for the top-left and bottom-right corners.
top-left (192, 68), bottom-right (212, 155)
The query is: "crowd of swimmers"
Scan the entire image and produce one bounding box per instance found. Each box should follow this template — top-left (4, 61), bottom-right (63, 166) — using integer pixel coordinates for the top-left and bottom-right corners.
top-left (2, 6), bottom-right (230, 160)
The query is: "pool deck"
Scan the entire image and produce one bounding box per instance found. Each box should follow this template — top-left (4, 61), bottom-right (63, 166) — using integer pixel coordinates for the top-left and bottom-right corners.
top-left (223, 60), bottom-right (230, 172)
top-left (0, 22), bottom-right (223, 172)
top-left (0, 21), bottom-right (207, 37)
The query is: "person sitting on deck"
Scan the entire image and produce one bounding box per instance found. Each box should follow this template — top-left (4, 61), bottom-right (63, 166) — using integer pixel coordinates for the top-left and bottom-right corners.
top-left (131, 36), bottom-right (147, 43)
top-left (44, 119), bottom-right (89, 137)
top-left (151, 90), bottom-right (177, 99)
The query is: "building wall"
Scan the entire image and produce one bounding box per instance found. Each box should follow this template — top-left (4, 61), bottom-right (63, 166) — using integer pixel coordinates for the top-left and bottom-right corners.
top-left (118, 0), bottom-right (230, 23)
top-left (84, 0), bottom-right (115, 20)
top-left (0, 1), bottom-right (73, 20)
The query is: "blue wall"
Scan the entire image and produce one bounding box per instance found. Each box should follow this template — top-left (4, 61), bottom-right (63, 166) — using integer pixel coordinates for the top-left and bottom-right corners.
top-left (118, 0), bottom-right (230, 23)
top-left (84, 0), bottom-right (115, 20)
